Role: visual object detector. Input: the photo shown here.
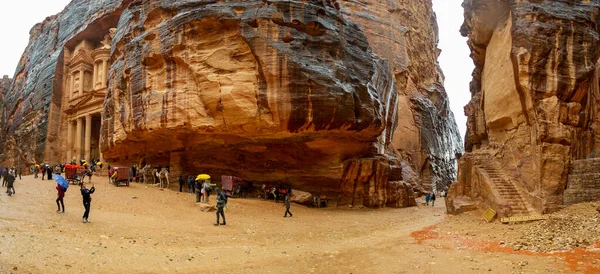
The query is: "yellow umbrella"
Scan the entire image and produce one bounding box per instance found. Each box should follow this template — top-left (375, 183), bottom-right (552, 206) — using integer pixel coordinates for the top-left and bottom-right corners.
top-left (96, 162), bottom-right (102, 165)
top-left (196, 174), bottom-right (210, 181)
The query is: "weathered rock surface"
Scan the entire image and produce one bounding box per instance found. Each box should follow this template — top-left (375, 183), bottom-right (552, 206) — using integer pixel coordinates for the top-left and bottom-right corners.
top-left (450, 0), bottom-right (600, 216)
top-left (289, 189), bottom-right (313, 205)
top-left (0, 0), bottom-right (462, 208)
top-left (0, 75), bottom-right (9, 108)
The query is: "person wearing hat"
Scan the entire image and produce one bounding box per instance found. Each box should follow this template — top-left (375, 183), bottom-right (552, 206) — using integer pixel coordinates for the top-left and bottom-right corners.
top-left (214, 188), bottom-right (227, 226)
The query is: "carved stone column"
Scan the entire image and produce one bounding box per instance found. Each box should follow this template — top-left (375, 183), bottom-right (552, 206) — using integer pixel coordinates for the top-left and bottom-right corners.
top-left (70, 72), bottom-right (76, 98)
top-left (102, 60), bottom-right (108, 88)
top-left (75, 117), bottom-right (83, 163)
top-left (85, 115), bottom-right (92, 163)
top-left (92, 63), bottom-right (97, 89)
top-left (67, 120), bottom-right (73, 162)
top-left (78, 70), bottom-right (84, 96)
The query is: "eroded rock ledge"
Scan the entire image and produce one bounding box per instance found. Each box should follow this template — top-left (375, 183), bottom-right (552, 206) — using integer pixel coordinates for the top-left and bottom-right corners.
top-left (0, 0), bottom-right (462, 208)
top-left (449, 0), bottom-right (600, 216)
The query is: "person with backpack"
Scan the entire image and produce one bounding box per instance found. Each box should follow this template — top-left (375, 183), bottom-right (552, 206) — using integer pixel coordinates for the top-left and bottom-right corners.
top-left (214, 188), bottom-right (227, 226)
top-left (5, 172), bottom-right (15, 196)
top-left (80, 182), bottom-right (95, 223)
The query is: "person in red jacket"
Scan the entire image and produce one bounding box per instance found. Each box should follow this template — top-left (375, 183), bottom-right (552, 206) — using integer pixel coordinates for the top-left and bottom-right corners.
top-left (56, 184), bottom-right (66, 213)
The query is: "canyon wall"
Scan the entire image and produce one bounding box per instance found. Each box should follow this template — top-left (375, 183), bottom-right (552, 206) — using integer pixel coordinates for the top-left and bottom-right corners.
top-left (0, 0), bottom-right (129, 167)
top-left (0, 0), bottom-right (462, 207)
top-left (449, 0), bottom-right (600, 216)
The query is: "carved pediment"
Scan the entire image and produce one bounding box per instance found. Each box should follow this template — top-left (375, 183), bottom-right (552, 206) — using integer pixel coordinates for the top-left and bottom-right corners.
top-left (65, 90), bottom-right (106, 114)
top-left (69, 49), bottom-right (94, 69)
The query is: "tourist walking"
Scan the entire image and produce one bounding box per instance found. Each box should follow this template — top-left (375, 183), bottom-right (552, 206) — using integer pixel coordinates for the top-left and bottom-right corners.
top-left (283, 192), bottom-right (293, 217)
top-left (202, 180), bottom-right (211, 203)
top-left (86, 167), bottom-right (93, 183)
top-left (5, 172), bottom-right (15, 195)
top-left (214, 188), bottom-right (227, 226)
top-left (2, 168), bottom-right (8, 187)
top-left (41, 165), bottom-right (45, 180)
top-left (33, 165), bottom-right (38, 178)
top-left (56, 183), bottom-right (66, 214)
top-left (178, 175), bottom-right (184, 192)
top-left (18, 168), bottom-right (22, 180)
top-left (431, 192), bottom-right (436, 207)
top-left (194, 178), bottom-right (202, 202)
top-left (425, 193), bottom-right (431, 206)
top-left (187, 175), bottom-right (194, 194)
top-left (46, 165), bottom-right (52, 180)
top-left (80, 183), bottom-right (95, 223)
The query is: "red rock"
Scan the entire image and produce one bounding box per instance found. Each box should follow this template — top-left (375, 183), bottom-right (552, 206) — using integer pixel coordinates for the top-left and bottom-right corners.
top-left (450, 0), bottom-right (600, 216)
top-left (0, 0), bottom-right (461, 208)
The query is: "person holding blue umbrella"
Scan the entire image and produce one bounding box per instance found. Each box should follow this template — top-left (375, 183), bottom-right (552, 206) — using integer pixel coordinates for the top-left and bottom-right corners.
top-left (54, 167), bottom-right (68, 214)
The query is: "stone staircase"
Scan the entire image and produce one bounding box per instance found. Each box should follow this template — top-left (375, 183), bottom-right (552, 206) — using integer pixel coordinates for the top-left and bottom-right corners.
top-left (565, 158), bottom-right (600, 204)
top-left (473, 155), bottom-right (536, 216)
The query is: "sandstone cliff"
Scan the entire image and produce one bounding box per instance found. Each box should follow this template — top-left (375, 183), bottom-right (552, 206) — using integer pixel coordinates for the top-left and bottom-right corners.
top-left (1, 0), bottom-right (461, 208)
top-left (449, 0), bottom-right (600, 216)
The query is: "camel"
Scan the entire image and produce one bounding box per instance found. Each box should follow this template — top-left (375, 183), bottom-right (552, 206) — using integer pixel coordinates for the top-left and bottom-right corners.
top-left (158, 168), bottom-right (170, 189)
top-left (141, 164), bottom-right (153, 184)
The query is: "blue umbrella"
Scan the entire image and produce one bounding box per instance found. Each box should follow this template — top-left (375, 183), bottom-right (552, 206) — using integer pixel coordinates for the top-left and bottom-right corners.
top-left (54, 174), bottom-right (69, 189)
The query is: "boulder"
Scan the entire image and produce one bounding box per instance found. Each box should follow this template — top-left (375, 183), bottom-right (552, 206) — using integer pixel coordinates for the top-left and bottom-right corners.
top-left (290, 189), bottom-right (313, 205)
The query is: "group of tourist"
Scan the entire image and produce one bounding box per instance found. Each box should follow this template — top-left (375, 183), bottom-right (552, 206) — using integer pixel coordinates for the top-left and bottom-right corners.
top-left (53, 165), bottom-right (96, 223)
top-left (425, 192), bottom-right (437, 206)
top-left (5, 160), bottom-right (297, 227)
top-left (0, 166), bottom-right (19, 195)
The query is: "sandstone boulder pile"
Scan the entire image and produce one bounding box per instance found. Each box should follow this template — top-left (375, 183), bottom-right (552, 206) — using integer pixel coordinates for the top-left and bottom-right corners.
top-left (508, 203), bottom-right (600, 252)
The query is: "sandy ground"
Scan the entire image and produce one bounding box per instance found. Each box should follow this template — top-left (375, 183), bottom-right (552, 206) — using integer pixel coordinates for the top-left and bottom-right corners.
top-left (0, 175), bottom-right (597, 273)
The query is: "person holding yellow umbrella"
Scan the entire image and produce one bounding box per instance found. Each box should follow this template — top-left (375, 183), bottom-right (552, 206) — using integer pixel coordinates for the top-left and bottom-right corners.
top-left (196, 174), bottom-right (212, 203)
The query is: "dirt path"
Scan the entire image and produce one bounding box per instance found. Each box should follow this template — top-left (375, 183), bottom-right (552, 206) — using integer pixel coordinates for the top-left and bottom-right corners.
top-left (0, 175), bottom-right (588, 273)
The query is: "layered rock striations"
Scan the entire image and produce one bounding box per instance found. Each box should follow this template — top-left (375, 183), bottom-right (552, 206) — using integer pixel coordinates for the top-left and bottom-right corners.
top-left (1, 0), bottom-right (462, 207)
top-left (0, 0), bottom-right (129, 167)
top-left (449, 0), bottom-right (600, 216)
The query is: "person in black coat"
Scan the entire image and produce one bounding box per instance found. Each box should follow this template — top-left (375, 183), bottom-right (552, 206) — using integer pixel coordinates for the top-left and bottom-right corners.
top-left (80, 183), bottom-right (96, 223)
top-left (178, 176), bottom-right (184, 192)
top-left (46, 165), bottom-right (52, 180)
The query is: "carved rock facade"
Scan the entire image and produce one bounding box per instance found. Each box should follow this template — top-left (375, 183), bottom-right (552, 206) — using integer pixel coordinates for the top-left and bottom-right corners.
top-left (449, 0), bottom-right (600, 216)
top-left (0, 0), bottom-right (462, 208)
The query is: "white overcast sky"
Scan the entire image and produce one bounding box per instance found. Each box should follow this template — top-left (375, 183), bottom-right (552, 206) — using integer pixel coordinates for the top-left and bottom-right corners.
top-left (0, 0), bottom-right (471, 138)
